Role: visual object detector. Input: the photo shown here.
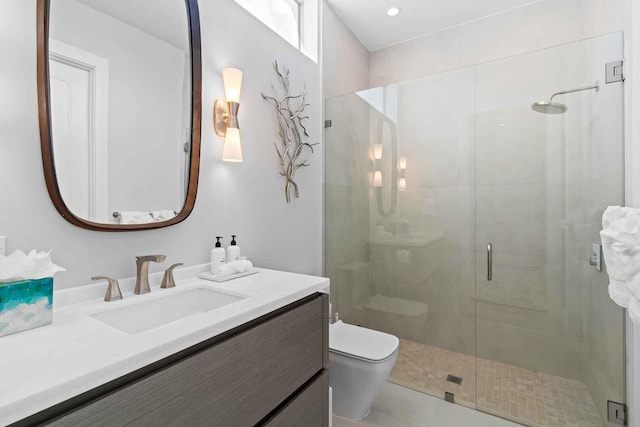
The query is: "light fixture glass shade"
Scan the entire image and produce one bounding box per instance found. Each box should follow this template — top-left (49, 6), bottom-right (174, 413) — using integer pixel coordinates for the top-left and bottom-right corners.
top-left (373, 171), bottom-right (382, 187)
top-left (222, 67), bottom-right (243, 103)
top-left (373, 144), bottom-right (383, 160)
top-left (386, 7), bottom-right (401, 16)
top-left (398, 177), bottom-right (407, 191)
top-left (398, 156), bottom-right (407, 169)
top-left (222, 127), bottom-right (243, 162)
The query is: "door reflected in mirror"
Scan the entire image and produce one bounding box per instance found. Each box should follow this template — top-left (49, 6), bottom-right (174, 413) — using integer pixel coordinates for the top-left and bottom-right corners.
top-left (38, 0), bottom-right (201, 230)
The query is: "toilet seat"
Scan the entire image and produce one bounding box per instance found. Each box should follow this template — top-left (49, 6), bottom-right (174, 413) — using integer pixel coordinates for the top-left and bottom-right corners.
top-left (329, 321), bottom-right (399, 362)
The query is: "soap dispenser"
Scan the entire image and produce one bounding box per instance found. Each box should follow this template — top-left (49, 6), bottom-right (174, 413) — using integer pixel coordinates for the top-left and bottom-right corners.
top-left (211, 236), bottom-right (226, 271)
top-left (226, 235), bottom-right (240, 261)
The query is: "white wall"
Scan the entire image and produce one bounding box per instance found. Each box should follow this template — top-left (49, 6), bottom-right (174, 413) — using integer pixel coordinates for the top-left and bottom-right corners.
top-left (322, 1), bottom-right (368, 99)
top-left (0, 0), bottom-right (322, 289)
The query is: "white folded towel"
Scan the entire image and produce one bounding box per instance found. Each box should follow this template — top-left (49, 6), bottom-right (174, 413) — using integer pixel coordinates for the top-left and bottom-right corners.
top-left (152, 210), bottom-right (177, 221)
top-left (214, 260), bottom-right (253, 278)
top-left (600, 206), bottom-right (640, 324)
top-left (119, 211), bottom-right (154, 224)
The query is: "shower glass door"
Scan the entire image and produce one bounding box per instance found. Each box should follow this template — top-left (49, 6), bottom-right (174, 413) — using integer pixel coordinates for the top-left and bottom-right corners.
top-left (474, 33), bottom-right (625, 426)
top-left (324, 31), bottom-right (625, 427)
top-left (325, 66), bottom-right (480, 408)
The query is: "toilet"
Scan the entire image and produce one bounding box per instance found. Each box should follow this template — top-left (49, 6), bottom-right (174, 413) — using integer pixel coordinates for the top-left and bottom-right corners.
top-left (329, 320), bottom-right (399, 419)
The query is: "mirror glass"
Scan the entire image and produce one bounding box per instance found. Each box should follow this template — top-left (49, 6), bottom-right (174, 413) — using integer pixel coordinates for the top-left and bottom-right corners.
top-left (47, 0), bottom-right (193, 225)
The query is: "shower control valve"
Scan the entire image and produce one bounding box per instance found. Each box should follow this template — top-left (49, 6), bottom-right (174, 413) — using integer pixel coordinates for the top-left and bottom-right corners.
top-left (590, 242), bottom-right (602, 271)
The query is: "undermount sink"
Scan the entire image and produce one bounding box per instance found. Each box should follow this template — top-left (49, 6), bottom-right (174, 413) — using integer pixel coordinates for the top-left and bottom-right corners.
top-left (91, 288), bottom-right (245, 334)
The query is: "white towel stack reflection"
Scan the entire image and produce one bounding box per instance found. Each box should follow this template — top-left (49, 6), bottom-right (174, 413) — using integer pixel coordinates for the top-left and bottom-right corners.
top-left (152, 210), bottom-right (176, 221)
top-left (600, 206), bottom-right (640, 324)
top-left (214, 260), bottom-right (253, 278)
top-left (119, 211), bottom-right (154, 224)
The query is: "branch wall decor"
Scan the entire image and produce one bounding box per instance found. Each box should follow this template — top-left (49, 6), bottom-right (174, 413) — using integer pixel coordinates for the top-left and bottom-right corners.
top-left (262, 61), bottom-right (318, 203)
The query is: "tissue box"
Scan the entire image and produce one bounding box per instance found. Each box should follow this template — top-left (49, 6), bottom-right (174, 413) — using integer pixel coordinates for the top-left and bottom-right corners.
top-left (0, 278), bottom-right (53, 337)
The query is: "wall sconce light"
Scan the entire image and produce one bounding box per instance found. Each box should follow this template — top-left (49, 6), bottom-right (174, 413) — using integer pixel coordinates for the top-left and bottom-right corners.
top-left (398, 177), bottom-right (406, 191)
top-left (372, 144), bottom-right (384, 187)
top-left (214, 67), bottom-right (243, 162)
top-left (373, 171), bottom-right (383, 187)
top-left (373, 144), bottom-right (383, 160)
top-left (398, 156), bottom-right (407, 191)
top-left (398, 156), bottom-right (407, 170)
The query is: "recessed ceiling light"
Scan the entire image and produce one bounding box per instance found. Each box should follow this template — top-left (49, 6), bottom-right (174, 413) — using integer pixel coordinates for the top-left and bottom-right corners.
top-left (386, 7), bottom-right (401, 17)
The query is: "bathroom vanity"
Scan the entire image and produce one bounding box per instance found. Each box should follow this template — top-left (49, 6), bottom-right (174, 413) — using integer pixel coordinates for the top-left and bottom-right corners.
top-left (1, 266), bottom-right (330, 426)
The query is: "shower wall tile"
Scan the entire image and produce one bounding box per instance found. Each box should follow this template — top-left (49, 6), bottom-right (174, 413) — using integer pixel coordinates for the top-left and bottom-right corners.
top-left (475, 183), bottom-right (545, 260)
top-left (475, 300), bottom-right (548, 331)
top-left (420, 310), bottom-right (476, 355)
top-left (369, 0), bottom-right (627, 88)
top-left (397, 68), bottom-right (475, 188)
top-left (474, 37), bottom-right (600, 187)
top-left (368, 183), bottom-right (475, 355)
top-left (325, 94), bottom-right (372, 319)
top-left (476, 319), bottom-right (586, 380)
top-left (369, 25), bottom-right (462, 90)
top-left (324, 95), bottom-right (371, 188)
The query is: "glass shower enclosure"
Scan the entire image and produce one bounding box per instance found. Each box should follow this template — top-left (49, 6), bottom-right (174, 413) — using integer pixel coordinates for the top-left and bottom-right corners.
top-left (325, 33), bottom-right (625, 426)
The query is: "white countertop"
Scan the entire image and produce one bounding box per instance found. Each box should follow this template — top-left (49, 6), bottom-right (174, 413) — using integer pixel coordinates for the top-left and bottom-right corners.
top-left (0, 264), bottom-right (329, 425)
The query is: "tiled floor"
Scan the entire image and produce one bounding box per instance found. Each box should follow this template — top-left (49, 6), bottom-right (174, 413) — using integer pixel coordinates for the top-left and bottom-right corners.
top-left (388, 339), bottom-right (602, 427)
top-left (389, 339), bottom-right (477, 408)
top-left (332, 381), bottom-right (521, 427)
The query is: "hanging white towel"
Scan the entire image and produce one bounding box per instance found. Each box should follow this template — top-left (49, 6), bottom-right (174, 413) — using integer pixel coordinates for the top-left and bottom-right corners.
top-left (600, 206), bottom-right (640, 324)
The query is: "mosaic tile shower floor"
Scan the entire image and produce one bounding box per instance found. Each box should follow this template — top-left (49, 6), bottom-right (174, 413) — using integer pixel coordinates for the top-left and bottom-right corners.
top-left (388, 339), bottom-right (602, 427)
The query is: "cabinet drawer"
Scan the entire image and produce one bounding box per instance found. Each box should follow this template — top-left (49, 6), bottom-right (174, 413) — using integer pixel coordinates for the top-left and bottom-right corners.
top-left (263, 370), bottom-right (329, 427)
top-left (47, 295), bottom-right (326, 427)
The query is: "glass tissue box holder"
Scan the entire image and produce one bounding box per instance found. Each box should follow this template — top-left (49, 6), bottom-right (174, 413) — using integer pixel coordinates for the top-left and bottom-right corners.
top-left (0, 277), bottom-right (53, 337)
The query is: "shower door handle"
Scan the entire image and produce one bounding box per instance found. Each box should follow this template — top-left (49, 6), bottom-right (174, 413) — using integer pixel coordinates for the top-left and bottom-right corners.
top-left (487, 243), bottom-right (493, 281)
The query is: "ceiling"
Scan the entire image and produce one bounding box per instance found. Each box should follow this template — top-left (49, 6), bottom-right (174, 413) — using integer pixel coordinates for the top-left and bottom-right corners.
top-left (76, 0), bottom-right (189, 51)
top-left (326, 0), bottom-right (541, 51)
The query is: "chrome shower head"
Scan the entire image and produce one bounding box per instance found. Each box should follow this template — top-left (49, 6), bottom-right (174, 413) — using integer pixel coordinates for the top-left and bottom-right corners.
top-left (531, 100), bottom-right (568, 114)
top-left (531, 81), bottom-right (599, 115)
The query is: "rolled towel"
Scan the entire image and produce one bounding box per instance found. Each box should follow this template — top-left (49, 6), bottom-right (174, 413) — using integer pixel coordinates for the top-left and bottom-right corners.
top-left (119, 211), bottom-right (154, 224)
top-left (214, 265), bottom-right (235, 278)
top-left (214, 260), bottom-right (253, 278)
top-left (152, 210), bottom-right (177, 221)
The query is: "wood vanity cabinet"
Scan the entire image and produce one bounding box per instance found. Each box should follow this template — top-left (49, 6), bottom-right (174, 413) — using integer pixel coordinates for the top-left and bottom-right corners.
top-left (17, 293), bottom-right (329, 427)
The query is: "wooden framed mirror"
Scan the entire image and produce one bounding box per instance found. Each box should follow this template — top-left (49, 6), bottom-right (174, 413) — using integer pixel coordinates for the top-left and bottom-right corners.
top-left (36, 0), bottom-right (201, 231)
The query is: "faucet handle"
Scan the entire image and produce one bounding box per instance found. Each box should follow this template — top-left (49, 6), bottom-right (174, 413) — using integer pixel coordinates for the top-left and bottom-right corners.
top-left (91, 276), bottom-right (123, 302)
top-left (161, 263), bottom-right (184, 289)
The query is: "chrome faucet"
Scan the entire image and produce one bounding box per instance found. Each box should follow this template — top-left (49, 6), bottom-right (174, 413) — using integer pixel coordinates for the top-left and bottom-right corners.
top-left (134, 255), bottom-right (166, 294)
